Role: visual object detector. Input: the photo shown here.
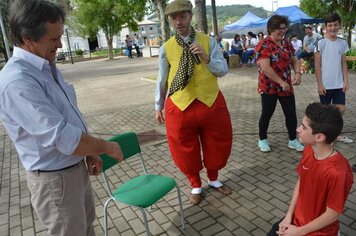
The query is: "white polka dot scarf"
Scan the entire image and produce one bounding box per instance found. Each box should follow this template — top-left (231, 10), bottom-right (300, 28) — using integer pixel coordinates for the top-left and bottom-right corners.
top-left (168, 27), bottom-right (197, 97)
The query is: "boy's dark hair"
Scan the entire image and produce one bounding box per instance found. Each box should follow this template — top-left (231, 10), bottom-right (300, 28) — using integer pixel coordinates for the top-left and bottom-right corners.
top-left (9, 0), bottom-right (65, 46)
top-left (290, 34), bottom-right (297, 39)
top-left (305, 103), bottom-right (343, 144)
top-left (324, 12), bottom-right (341, 25)
top-left (305, 26), bottom-right (312, 30)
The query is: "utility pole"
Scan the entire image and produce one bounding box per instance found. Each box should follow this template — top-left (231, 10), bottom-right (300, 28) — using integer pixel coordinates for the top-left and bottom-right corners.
top-left (0, 9), bottom-right (11, 60)
top-left (65, 27), bottom-right (74, 64)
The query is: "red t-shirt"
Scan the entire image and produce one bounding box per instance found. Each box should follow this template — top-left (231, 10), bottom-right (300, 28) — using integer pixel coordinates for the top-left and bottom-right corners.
top-left (294, 145), bottom-right (354, 235)
top-left (255, 36), bottom-right (295, 96)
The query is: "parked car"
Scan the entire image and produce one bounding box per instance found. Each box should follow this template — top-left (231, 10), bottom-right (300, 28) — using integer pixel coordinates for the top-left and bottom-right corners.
top-left (56, 52), bottom-right (65, 61)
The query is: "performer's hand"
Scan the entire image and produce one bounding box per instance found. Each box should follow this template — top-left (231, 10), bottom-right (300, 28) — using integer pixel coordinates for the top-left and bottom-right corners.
top-left (189, 43), bottom-right (210, 64)
top-left (156, 110), bottom-right (165, 123)
top-left (86, 155), bottom-right (103, 176)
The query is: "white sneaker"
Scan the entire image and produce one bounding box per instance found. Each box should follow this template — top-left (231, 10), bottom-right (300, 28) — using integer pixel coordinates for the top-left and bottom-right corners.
top-left (258, 139), bottom-right (271, 152)
top-left (288, 139), bottom-right (304, 152)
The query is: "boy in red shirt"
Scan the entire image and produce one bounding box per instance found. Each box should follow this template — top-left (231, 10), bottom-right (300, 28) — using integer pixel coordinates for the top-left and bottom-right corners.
top-left (267, 103), bottom-right (353, 236)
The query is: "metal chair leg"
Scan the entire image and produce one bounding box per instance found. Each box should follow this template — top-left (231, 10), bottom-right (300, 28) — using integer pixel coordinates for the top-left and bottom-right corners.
top-left (139, 208), bottom-right (151, 236)
top-left (104, 198), bottom-right (113, 236)
top-left (175, 184), bottom-right (186, 230)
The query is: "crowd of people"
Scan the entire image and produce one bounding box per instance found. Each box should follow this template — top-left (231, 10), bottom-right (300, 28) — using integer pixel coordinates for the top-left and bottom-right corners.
top-left (0, 0), bottom-right (354, 235)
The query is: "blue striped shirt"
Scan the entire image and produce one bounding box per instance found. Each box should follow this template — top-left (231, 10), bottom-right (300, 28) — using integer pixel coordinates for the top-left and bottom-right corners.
top-left (0, 47), bottom-right (87, 171)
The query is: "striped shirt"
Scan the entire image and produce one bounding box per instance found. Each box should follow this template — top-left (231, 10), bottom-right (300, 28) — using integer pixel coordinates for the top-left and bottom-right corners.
top-left (0, 47), bottom-right (87, 171)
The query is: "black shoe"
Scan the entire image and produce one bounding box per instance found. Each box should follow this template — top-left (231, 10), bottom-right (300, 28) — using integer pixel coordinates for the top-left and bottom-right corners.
top-left (352, 164), bottom-right (356, 173)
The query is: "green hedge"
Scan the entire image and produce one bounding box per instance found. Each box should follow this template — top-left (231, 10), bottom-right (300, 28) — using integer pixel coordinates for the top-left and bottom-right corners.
top-left (346, 48), bottom-right (356, 70)
top-left (92, 49), bottom-right (123, 57)
top-left (75, 49), bottom-right (84, 56)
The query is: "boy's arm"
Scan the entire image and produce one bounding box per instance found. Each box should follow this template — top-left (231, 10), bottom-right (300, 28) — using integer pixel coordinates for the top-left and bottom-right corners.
top-left (302, 38), bottom-right (309, 52)
top-left (283, 207), bottom-right (339, 235)
top-left (314, 52), bottom-right (325, 95)
top-left (279, 178), bottom-right (300, 233)
top-left (341, 54), bottom-right (349, 92)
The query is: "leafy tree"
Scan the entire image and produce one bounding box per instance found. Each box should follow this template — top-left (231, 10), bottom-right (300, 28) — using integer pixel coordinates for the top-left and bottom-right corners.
top-left (0, 0), bottom-right (10, 61)
top-left (148, 4), bottom-right (268, 38)
top-left (151, 0), bottom-right (170, 42)
top-left (72, 0), bottom-right (147, 59)
top-left (300, 0), bottom-right (356, 47)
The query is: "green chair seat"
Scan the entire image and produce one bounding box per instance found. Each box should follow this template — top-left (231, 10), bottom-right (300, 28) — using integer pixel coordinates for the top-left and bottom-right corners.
top-left (113, 174), bottom-right (176, 208)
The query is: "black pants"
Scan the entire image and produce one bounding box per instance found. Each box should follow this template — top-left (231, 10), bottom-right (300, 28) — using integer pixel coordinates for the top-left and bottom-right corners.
top-left (259, 94), bottom-right (297, 140)
top-left (135, 46), bottom-right (141, 57)
top-left (266, 219), bottom-right (283, 236)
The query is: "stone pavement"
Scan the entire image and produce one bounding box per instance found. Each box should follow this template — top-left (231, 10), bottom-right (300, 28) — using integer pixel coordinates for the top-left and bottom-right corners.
top-left (0, 56), bottom-right (355, 236)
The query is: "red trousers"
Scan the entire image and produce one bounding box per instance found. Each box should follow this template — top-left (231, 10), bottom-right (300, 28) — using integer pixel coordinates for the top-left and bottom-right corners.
top-left (165, 92), bottom-right (233, 188)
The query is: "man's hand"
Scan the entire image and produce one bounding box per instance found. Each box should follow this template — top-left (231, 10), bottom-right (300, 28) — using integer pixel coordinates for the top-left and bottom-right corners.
top-left (156, 110), bottom-right (165, 123)
top-left (107, 142), bottom-right (124, 162)
top-left (189, 43), bottom-right (210, 64)
top-left (86, 155), bottom-right (103, 176)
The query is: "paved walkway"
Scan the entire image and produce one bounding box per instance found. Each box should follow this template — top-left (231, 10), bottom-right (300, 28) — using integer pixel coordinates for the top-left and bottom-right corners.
top-left (0, 57), bottom-right (355, 236)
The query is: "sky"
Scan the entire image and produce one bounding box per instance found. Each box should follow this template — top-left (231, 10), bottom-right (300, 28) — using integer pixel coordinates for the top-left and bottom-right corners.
top-left (190, 0), bottom-right (300, 12)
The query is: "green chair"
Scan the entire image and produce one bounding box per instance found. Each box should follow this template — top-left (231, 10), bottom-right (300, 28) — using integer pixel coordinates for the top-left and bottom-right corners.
top-left (100, 132), bottom-right (185, 236)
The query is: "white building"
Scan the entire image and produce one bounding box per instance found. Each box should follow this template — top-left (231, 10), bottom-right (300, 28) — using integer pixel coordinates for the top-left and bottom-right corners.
top-left (59, 20), bottom-right (159, 53)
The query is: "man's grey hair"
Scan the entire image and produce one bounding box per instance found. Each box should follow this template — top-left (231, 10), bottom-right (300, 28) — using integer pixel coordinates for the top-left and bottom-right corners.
top-left (9, 0), bottom-right (66, 46)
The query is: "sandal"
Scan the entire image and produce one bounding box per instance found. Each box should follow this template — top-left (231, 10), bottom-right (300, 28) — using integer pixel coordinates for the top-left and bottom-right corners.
top-left (208, 185), bottom-right (232, 195)
top-left (189, 193), bottom-right (203, 205)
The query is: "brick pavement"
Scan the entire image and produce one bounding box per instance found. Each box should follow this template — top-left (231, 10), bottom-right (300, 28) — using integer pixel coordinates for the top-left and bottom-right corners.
top-left (0, 57), bottom-right (355, 236)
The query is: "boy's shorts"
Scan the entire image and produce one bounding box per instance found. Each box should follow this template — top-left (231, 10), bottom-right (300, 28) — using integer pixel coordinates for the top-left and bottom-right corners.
top-left (319, 88), bottom-right (345, 105)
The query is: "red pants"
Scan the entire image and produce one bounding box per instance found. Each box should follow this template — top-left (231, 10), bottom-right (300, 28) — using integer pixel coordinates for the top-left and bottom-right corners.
top-left (165, 92), bottom-right (232, 188)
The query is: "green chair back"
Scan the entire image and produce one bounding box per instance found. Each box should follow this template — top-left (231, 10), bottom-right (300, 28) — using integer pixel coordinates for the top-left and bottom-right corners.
top-left (100, 132), bottom-right (142, 171)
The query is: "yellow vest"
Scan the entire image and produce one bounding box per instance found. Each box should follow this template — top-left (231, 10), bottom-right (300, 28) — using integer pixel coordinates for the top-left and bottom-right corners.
top-left (165, 32), bottom-right (219, 111)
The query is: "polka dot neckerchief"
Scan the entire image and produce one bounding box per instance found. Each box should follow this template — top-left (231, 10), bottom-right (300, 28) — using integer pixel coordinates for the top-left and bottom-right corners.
top-left (168, 27), bottom-right (197, 97)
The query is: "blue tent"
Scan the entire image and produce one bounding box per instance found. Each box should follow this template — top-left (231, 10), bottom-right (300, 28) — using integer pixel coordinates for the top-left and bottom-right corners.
top-left (223, 11), bottom-right (262, 31)
top-left (250, 5), bottom-right (323, 28)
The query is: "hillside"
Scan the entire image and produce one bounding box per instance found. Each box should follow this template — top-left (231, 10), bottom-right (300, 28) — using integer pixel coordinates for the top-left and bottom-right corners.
top-left (204, 4), bottom-right (269, 32)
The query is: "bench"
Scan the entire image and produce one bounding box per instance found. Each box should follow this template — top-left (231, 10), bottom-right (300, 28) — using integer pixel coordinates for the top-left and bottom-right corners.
top-left (346, 56), bottom-right (356, 61)
top-left (229, 54), bottom-right (241, 68)
top-left (149, 45), bottom-right (160, 57)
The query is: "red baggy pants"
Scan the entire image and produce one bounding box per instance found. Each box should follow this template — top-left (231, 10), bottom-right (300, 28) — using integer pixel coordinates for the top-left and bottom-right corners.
top-left (165, 91), bottom-right (233, 188)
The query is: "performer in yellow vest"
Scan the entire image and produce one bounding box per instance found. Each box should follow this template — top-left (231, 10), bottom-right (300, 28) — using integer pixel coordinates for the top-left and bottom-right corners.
top-left (154, 0), bottom-right (233, 205)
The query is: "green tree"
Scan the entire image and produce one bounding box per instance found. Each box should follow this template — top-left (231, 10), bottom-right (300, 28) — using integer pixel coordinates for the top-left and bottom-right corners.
top-left (195, 0), bottom-right (208, 33)
top-left (72, 0), bottom-right (147, 59)
top-left (0, 0), bottom-right (10, 61)
top-left (300, 0), bottom-right (356, 47)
